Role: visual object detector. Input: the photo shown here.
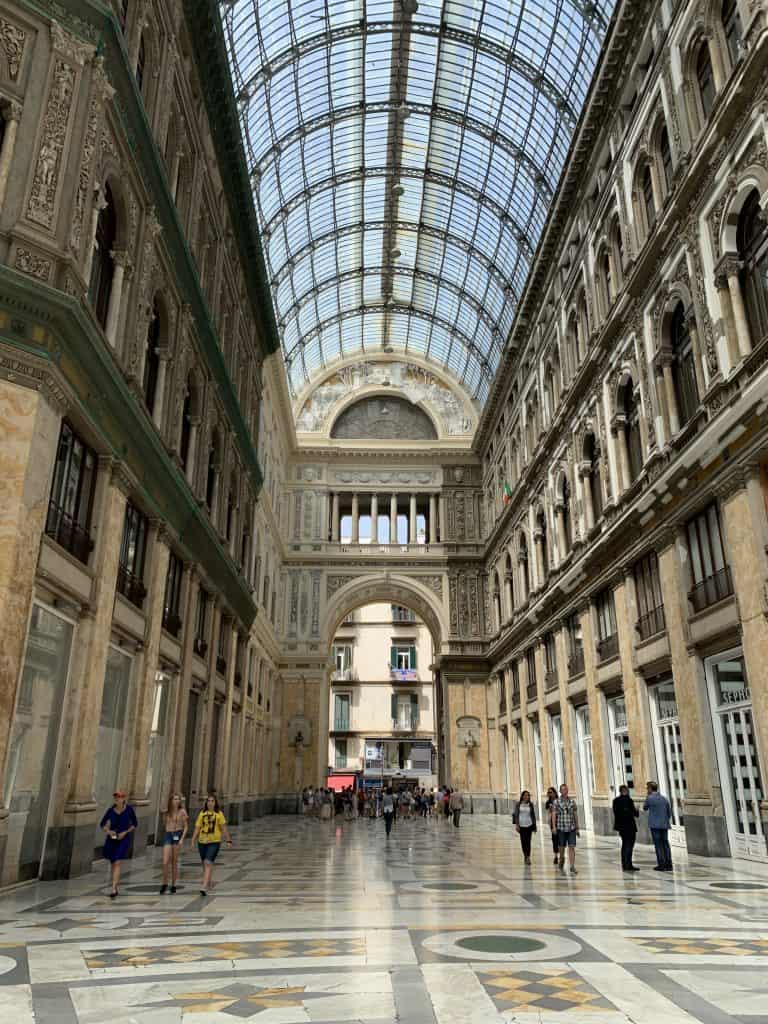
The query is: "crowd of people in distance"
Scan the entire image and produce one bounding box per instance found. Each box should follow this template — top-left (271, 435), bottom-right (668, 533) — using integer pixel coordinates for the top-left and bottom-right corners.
top-left (299, 784), bottom-right (466, 831)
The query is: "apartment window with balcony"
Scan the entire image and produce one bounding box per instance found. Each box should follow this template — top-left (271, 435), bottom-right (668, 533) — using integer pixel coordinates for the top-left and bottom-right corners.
top-left (567, 613), bottom-right (585, 677)
top-left (595, 587), bottom-right (619, 661)
top-left (544, 632), bottom-right (558, 690)
top-left (334, 692), bottom-right (351, 731)
top-left (634, 551), bottom-right (665, 640)
top-left (390, 645), bottom-right (417, 679)
top-left (194, 589), bottom-right (208, 657)
top-left (510, 661), bottom-right (521, 707)
top-left (670, 303), bottom-right (700, 427)
top-left (391, 604), bottom-right (415, 623)
top-left (526, 648), bottom-right (538, 701)
top-left (117, 502), bottom-right (148, 608)
top-left (162, 551), bottom-right (183, 637)
top-left (392, 692), bottom-right (418, 731)
top-left (46, 422), bottom-right (97, 564)
top-left (333, 643), bottom-right (353, 680)
top-left (334, 739), bottom-right (348, 769)
top-left (687, 503), bottom-right (733, 612)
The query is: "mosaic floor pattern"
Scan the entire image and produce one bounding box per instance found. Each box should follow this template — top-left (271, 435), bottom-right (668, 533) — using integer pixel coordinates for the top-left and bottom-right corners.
top-left (0, 814), bottom-right (767, 1022)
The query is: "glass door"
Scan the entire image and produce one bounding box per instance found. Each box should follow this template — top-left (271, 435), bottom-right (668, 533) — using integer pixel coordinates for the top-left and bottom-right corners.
top-left (2, 604), bottom-right (74, 883)
top-left (607, 696), bottom-right (635, 795)
top-left (575, 706), bottom-right (594, 830)
top-left (145, 672), bottom-right (171, 843)
top-left (706, 651), bottom-right (767, 861)
top-left (94, 646), bottom-right (133, 850)
top-left (649, 681), bottom-right (687, 848)
top-left (550, 713), bottom-right (566, 788)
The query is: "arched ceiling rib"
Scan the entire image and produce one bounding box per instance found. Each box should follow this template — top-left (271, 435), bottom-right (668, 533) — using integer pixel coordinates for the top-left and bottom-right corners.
top-left (223, 0), bottom-right (615, 404)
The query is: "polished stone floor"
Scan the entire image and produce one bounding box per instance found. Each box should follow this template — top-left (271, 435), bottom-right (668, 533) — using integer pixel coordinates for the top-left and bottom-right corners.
top-left (1, 814), bottom-right (768, 1022)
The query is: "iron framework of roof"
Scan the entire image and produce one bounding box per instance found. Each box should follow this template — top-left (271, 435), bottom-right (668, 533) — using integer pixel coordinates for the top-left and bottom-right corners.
top-left (223, 0), bottom-right (615, 403)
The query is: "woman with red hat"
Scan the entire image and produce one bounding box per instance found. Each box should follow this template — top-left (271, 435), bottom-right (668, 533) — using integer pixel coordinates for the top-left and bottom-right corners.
top-left (100, 790), bottom-right (138, 898)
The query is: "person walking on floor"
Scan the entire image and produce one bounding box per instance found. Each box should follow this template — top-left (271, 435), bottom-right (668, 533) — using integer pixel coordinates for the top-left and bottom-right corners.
top-left (191, 794), bottom-right (233, 896)
top-left (644, 781), bottom-right (673, 871)
top-left (550, 783), bottom-right (580, 874)
top-left (449, 788), bottom-right (464, 828)
top-left (382, 786), bottom-right (395, 838)
top-left (443, 787), bottom-right (452, 820)
top-left (513, 789), bottom-right (537, 864)
top-left (100, 790), bottom-right (138, 898)
top-left (612, 784), bottom-right (639, 872)
top-left (544, 786), bottom-right (560, 864)
top-left (159, 792), bottom-right (189, 894)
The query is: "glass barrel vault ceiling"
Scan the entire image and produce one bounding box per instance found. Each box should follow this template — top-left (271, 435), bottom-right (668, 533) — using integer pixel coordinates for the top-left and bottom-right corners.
top-left (224, 0), bottom-right (616, 403)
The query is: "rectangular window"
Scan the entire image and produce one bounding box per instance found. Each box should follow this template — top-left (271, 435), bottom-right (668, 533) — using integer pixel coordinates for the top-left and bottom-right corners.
top-left (634, 551), bottom-right (665, 639)
top-left (45, 421), bottom-right (97, 564)
top-left (544, 632), bottom-right (558, 690)
top-left (334, 693), bottom-right (350, 731)
top-left (162, 552), bottom-right (184, 637)
top-left (526, 648), bottom-right (537, 700)
top-left (194, 589), bottom-right (208, 657)
top-left (217, 618), bottom-right (229, 675)
top-left (686, 503), bottom-right (733, 611)
top-left (510, 661), bottom-right (520, 706)
top-left (391, 604), bottom-right (415, 623)
top-left (392, 692), bottom-right (418, 730)
top-left (390, 645), bottom-right (417, 671)
top-left (333, 644), bottom-right (353, 678)
top-left (595, 587), bottom-right (619, 660)
top-left (335, 738), bottom-right (348, 769)
top-left (117, 502), bottom-right (148, 608)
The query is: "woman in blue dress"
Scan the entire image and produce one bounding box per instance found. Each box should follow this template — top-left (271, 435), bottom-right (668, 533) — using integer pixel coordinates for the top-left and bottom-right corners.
top-left (100, 790), bottom-right (138, 898)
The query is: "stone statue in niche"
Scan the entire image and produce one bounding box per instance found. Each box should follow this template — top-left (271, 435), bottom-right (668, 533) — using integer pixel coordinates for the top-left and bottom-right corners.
top-left (330, 396), bottom-right (438, 440)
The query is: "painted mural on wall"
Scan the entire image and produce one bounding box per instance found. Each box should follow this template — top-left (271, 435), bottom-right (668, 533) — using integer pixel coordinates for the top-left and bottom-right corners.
top-left (295, 361), bottom-right (475, 435)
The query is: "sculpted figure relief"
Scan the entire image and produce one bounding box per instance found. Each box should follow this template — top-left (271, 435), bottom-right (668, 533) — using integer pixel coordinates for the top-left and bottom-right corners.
top-left (330, 396), bottom-right (438, 441)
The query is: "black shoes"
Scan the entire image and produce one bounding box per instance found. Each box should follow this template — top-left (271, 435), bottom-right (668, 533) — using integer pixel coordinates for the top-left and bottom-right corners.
top-left (170, 885), bottom-right (177, 894)
top-left (159, 884), bottom-right (168, 894)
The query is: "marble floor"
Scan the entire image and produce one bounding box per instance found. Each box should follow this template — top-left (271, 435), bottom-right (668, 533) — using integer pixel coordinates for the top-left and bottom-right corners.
top-left (1, 814), bottom-right (768, 1023)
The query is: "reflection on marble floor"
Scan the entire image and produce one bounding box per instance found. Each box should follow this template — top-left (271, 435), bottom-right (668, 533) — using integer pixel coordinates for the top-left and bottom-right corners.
top-left (1, 815), bottom-right (768, 1022)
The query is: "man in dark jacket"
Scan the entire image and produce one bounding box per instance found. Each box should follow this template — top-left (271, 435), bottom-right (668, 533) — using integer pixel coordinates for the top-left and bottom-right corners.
top-left (612, 784), bottom-right (639, 871)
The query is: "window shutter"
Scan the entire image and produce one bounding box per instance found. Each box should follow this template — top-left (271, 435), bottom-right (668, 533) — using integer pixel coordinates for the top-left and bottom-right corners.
top-left (391, 693), bottom-right (398, 721)
top-left (390, 645), bottom-right (397, 669)
top-left (410, 692), bottom-right (418, 729)
top-left (410, 645), bottom-right (417, 668)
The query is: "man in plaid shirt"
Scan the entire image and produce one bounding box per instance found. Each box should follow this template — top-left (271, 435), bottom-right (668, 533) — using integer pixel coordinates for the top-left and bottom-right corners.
top-left (549, 783), bottom-right (580, 874)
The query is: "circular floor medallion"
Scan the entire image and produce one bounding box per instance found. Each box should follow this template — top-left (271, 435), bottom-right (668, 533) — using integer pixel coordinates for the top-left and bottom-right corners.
top-left (421, 929), bottom-right (581, 962)
top-left (710, 882), bottom-right (768, 891)
top-left (421, 882), bottom-right (479, 891)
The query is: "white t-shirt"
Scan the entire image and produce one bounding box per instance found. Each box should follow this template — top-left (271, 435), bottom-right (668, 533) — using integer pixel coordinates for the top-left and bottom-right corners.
top-left (517, 802), bottom-right (533, 828)
top-left (382, 794), bottom-right (394, 812)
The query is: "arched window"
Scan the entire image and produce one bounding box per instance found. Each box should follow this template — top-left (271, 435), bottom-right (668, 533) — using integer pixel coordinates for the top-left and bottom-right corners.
top-left (737, 189), bottom-right (768, 346)
top-left (561, 478), bottom-right (572, 551)
top-left (536, 509), bottom-right (548, 581)
top-left (180, 374), bottom-right (195, 470)
top-left (88, 182), bottom-right (116, 330)
top-left (136, 33), bottom-right (146, 94)
top-left (205, 430), bottom-right (219, 510)
top-left (585, 432), bottom-right (603, 522)
top-left (545, 364), bottom-right (557, 419)
top-left (567, 312), bottom-right (580, 374)
top-left (660, 126), bottom-right (673, 193)
top-left (642, 164), bottom-right (656, 231)
top-left (696, 42), bottom-right (716, 120)
top-left (142, 299), bottom-right (161, 414)
top-left (623, 379), bottom-right (644, 482)
top-left (601, 250), bottom-right (612, 310)
top-left (519, 532), bottom-right (530, 601)
top-left (610, 218), bottom-right (624, 291)
top-left (492, 572), bottom-right (502, 631)
top-left (670, 302), bottom-right (700, 426)
top-left (225, 483), bottom-right (235, 541)
top-left (505, 551), bottom-right (515, 613)
top-left (722, 0), bottom-right (742, 68)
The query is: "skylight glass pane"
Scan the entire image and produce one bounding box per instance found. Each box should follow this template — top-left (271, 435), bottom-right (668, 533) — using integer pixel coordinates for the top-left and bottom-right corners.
top-left (225, 0), bottom-right (616, 401)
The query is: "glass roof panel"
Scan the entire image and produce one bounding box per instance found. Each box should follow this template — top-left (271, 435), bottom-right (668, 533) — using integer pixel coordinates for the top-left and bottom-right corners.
top-left (225, 0), bottom-right (615, 402)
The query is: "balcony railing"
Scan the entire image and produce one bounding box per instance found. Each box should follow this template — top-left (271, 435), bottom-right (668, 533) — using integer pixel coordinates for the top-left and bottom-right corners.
top-left (45, 502), bottom-right (93, 564)
top-left (334, 755), bottom-right (348, 769)
top-left (162, 608), bottom-right (182, 638)
top-left (393, 715), bottom-right (418, 731)
top-left (333, 715), bottom-right (350, 731)
top-left (596, 633), bottom-right (619, 662)
top-left (544, 668), bottom-right (559, 692)
top-left (568, 647), bottom-right (585, 677)
top-left (636, 604), bottom-right (666, 641)
top-left (390, 667), bottom-right (419, 682)
top-left (116, 563), bottom-right (146, 609)
top-left (392, 608), bottom-right (416, 623)
top-left (332, 667), bottom-right (357, 681)
top-left (689, 567), bottom-right (734, 614)
top-left (526, 681), bottom-right (538, 702)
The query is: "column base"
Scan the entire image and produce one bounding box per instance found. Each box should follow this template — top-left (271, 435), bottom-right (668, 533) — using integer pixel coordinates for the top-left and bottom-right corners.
top-left (591, 803), bottom-right (614, 836)
top-left (274, 793), bottom-right (301, 814)
top-left (683, 812), bottom-right (731, 857)
top-left (466, 793), bottom-right (497, 814)
top-left (41, 817), bottom-right (99, 880)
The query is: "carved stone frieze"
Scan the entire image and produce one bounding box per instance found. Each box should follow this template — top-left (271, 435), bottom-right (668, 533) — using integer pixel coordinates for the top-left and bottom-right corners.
top-left (0, 15), bottom-right (26, 81)
top-left (331, 468), bottom-right (436, 486)
top-left (26, 57), bottom-right (77, 229)
top-left (326, 575), bottom-right (355, 599)
top-left (419, 575), bottom-right (443, 598)
top-left (14, 247), bottom-right (52, 281)
top-left (50, 21), bottom-right (95, 65)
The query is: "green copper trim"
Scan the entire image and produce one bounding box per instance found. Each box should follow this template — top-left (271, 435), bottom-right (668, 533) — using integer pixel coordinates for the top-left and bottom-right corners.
top-left (0, 265), bottom-right (256, 628)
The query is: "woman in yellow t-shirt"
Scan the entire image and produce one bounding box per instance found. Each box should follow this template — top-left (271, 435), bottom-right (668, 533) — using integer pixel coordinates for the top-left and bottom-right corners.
top-left (191, 794), bottom-right (232, 896)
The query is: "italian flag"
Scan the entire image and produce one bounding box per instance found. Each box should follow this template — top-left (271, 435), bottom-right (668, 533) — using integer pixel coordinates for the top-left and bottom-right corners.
top-left (502, 481), bottom-right (513, 505)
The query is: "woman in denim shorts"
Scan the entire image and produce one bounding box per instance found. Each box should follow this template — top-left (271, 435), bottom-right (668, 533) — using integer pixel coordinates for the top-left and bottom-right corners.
top-left (191, 794), bottom-right (233, 896)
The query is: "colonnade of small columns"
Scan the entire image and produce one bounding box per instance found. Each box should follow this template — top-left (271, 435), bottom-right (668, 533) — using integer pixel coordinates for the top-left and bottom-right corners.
top-left (327, 492), bottom-right (443, 545)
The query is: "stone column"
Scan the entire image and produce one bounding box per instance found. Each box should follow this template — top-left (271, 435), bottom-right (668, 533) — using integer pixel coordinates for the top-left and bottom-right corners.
top-left (409, 493), bottom-right (417, 543)
top-left (555, 504), bottom-right (568, 562)
top-left (504, 572), bottom-right (514, 620)
top-left (720, 469), bottom-right (768, 809)
top-left (351, 493), bottom-right (359, 543)
top-left (83, 187), bottom-right (108, 287)
top-left (170, 565), bottom-right (199, 790)
top-left (554, 622), bottom-right (579, 789)
top-left (715, 268), bottom-right (741, 366)
top-left (219, 627), bottom-right (240, 806)
top-left (125, 525), bottom-right (171, 835)
top-left (657, 528), bottom-right (728, 855)
top-left (197, 602), bottom-right (222, 798)
top-left (686, 310), bottom-right (708, 396)
top-left (49, 464), bottom-right (128, 875)
top-left (429, 494), bottom-right (437, 543)
top-left (615, 570), bottom-right (654, 799)
top-left (612, 418), bottom-right (631, 492)
top-left (518, 550), bottom-right (529, 604)
top-left (390, 493), bottom-right (398, 544)
top-left (439, 494), bottom-right (447, 541)
top-left (654, 365), bottom-right (671, 443)
top-left (331, 492), bottom-right (340, 541)
top-left (104, 250), bottom-right (127, 345)
top-left (533, 528), bottom-right (545, 588)
top-left (0, 385), bottom-right (61, 811)
top-left (725, 264), bottom-right (752, 358)
top-left (661, 359), bottom-right (680, 436)
top-left (579, 599), bottom-right (612, 833)
top-left (170, 147), bottom-right (184, 200)
top-left (579, 462), bottom-right (595, 532)
top-left (0, 100), bottom-right (22, 210)
top-left (152, 350), bottom-right (170, 430)
top-left (370, 493), bottom-right (378, 543)
top-left (185, 417), bottom-right (200, 486)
